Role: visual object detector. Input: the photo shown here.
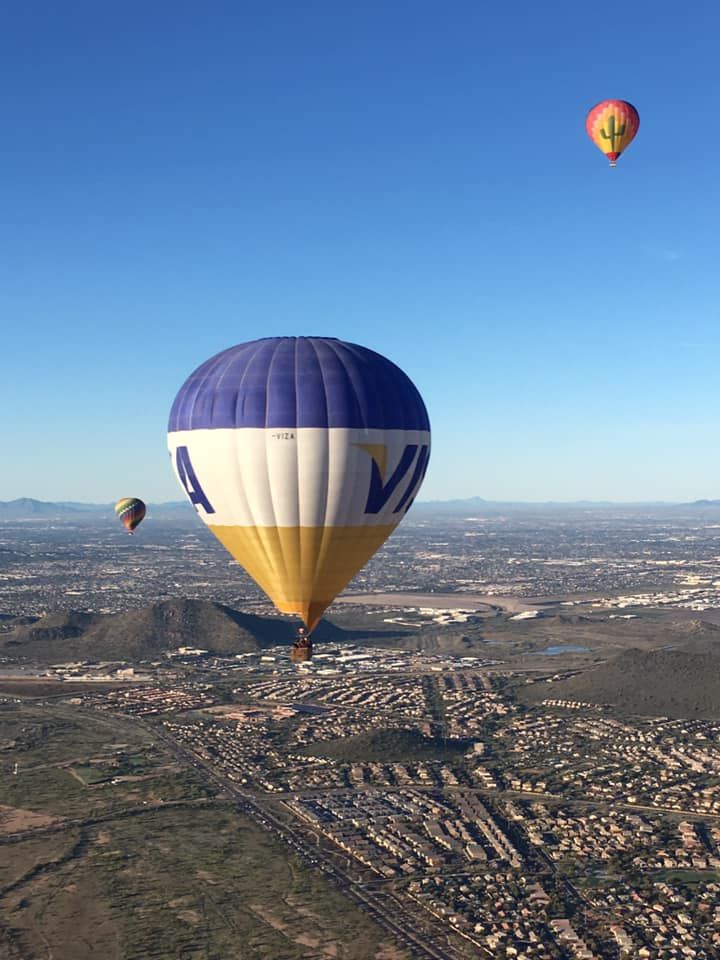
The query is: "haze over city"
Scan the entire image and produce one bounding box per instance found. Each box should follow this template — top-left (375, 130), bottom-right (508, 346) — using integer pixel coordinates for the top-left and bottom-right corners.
top-left (4, 499), bottom-right (720, 958)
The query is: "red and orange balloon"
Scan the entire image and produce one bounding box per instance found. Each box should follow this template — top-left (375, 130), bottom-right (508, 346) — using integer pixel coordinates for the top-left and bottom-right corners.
top-left (586, 100), bottom-right (639, 167)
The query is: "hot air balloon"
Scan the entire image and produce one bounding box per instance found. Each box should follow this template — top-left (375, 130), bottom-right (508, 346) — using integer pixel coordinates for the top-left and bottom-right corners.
top-left (585, 99), bottom-right (639, 167)
top-left (167, 337), bottom-right (431, 644)
top-left (115, 498), bottom-right (146, 534)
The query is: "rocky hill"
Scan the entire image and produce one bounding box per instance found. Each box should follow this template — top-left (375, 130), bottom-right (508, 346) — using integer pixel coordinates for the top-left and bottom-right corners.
top-left (522, 645), bottom-right (720, 718)
top-left (0, 598), bottom-right (344, 662)
top-left (301, 728), bottom-right (473, 763)
top-left (381, 631), bottom-right (487, 655)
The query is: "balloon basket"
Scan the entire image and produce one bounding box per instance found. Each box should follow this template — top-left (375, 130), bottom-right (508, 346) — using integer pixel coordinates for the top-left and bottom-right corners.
top-left (291, 631), bottom-right (313, 663)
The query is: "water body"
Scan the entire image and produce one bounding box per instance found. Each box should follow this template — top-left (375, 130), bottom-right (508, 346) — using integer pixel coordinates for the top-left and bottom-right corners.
top-left (536, 644), bottom-right (590, 656)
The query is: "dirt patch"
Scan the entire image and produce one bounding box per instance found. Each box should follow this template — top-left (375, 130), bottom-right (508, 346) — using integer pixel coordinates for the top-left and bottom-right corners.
top-left (248, 902), bottom-right (289, 933)
top-left (290, 897), bottom-right (332, 925)
top-left (108, 774), bottom-right (154, 783)
top-left (375, 946), bottom-right (409, 960)
top-left (295, 932), bottom-right (322, 949)
top-left (168, 896), bottom-right (193, 908)
top-left (248, 902), bottom-right (335, 953)
top-left (177, 909), bottom-right (201, 924)
top-left (0, 804), bottom-right (59, 834)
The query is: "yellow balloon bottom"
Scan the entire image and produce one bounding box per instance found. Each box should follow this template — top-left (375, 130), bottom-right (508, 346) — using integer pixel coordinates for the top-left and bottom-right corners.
top-left (208, 523), bottom-right (398, 631)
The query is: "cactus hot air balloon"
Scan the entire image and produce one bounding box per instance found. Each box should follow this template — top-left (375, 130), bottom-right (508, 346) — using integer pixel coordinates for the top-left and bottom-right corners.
top-left (115, 498), bottom-right (146, 534)
top-left (585, 99), bottom-right (640, 167)
top-left (167, 337), bottom-right (431, 650)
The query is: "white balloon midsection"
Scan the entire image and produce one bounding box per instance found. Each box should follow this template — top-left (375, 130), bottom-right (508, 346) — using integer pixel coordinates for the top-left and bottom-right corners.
top-left (168, 427), bottom-right (431, 529)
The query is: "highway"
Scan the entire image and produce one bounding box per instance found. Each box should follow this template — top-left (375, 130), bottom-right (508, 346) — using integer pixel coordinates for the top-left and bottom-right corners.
top-left (148, 721), bottom-right (469, 960)
top-left (12, 701), bottom-right (470, 958)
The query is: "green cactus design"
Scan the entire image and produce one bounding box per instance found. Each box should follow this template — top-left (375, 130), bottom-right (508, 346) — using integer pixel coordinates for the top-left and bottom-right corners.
top-left (600, 115), bottom-right (626, 151)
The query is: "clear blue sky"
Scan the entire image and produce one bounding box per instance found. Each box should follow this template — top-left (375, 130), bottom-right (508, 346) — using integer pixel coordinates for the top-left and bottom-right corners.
top-left (2, 1), bottom-right (719, 503)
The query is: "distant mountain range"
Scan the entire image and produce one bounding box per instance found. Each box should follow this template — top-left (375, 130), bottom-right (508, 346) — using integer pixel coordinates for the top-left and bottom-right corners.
top-left (0, 498), bottom-right (193, 519)
top-left (411, 496), bottom-right (720, 514)
top-left (2, 496), bottom-right (719, 520)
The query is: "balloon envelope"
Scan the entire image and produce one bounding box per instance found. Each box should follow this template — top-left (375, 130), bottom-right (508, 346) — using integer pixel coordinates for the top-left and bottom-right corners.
top-left (115, 498), bottom-right (146, 533)
top-left (585, 99), bottom-right (639, 166)
top-left (167, 336), bottom-right (431, 631)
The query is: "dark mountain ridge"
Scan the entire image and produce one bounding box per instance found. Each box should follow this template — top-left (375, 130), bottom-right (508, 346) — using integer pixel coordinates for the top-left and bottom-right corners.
top-left (0, 598), bottom-right (342, 662)
top-left (301, 728), bottom-right (472, 763)
top-left (523, 641), bottom-right (720, 718)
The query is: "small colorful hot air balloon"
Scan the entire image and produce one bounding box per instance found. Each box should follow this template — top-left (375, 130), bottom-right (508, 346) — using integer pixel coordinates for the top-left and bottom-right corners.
top-left (585, 99), bottom-right (640, 167)
top-left (115, 498), bottom-right (146, 534)
top-left (167, 337), bottom-right (431, 634)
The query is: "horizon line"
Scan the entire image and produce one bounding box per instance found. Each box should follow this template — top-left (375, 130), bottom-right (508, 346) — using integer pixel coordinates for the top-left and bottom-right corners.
top-left (2, 495), bottom-right (719, 509)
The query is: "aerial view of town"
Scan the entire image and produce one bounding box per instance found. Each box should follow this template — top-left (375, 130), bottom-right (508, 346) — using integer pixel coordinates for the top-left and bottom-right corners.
top-left (2, 499), bottom-right (720, 959)
top-left (7, 0), bottom-right (720, 956)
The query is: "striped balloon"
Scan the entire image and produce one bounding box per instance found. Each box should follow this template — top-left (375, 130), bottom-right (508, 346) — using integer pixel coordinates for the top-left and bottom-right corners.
top-left (167, 337), bottom-right (431, 632)
top-left (114, 497), bottom-right (146, 534)
top-left (585, 100), bottom-right (640, 167)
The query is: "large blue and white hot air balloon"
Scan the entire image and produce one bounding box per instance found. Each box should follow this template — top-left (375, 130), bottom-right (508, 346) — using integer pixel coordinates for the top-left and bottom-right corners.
top-left (167, 337), bottom-right (430, 631)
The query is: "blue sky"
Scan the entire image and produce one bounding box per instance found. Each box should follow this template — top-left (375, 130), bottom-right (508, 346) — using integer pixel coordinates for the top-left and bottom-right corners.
top-left (2, 0), bottom-right (719, 502)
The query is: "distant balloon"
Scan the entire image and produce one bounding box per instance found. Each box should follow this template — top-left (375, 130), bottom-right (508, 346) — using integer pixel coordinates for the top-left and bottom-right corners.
top-left (586, 100), bottom-right (640, 167)
top-left (115, 498), bottom-right (146, 534)
top-left (167, 336), bottom-right (431, 632)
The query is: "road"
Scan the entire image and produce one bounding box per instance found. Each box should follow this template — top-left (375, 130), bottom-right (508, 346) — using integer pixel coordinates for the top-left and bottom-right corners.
top-left (3, 701), bottom-right (466, 958)
top-left (333, 592), bottom-right (538, 614)
top-left (148, 721), bottom-right (467, 960)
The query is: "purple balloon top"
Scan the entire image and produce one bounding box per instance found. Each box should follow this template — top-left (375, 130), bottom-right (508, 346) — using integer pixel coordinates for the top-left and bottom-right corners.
top-left (168, 337), bottom-right (430, 432)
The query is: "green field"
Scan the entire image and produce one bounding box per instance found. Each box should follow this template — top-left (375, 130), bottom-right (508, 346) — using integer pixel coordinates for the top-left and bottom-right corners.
top-left (650, 868), bottom-right (720, 885)
top-left (70, 765), bottom-right (114, 785)
top-left (0, 807), bottom-right (407, 960)
top-left (0, 702), bottom-right (407, 960)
